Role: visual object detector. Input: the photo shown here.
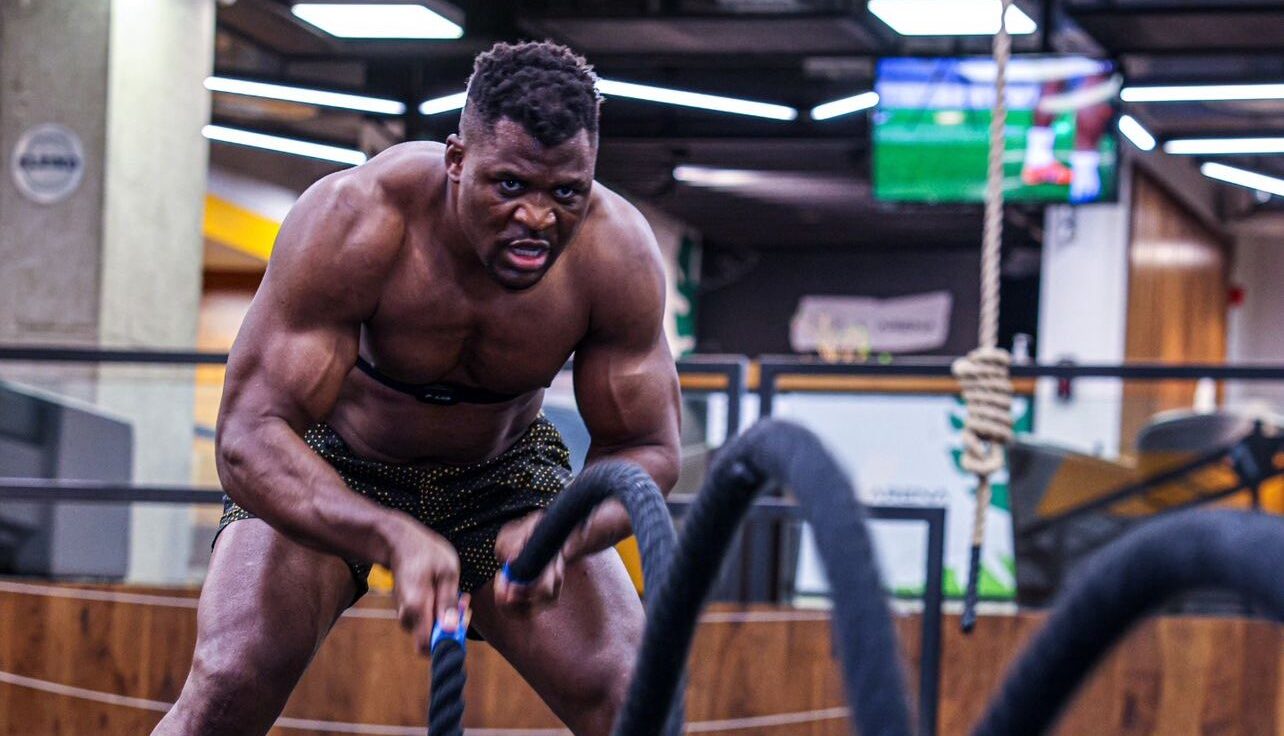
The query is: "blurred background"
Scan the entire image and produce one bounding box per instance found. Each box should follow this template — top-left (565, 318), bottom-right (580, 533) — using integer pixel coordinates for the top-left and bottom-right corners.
top-left (1, 2), bottom-right (1283, 733)
top-left (5, 0), bottom-right (1280, 591)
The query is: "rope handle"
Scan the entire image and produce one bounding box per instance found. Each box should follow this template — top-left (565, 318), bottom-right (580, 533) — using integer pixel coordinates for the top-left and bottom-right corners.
top-left (429, 598), bottom-right (472, 654)
top-left (428, 597), bottom-right (472, 736)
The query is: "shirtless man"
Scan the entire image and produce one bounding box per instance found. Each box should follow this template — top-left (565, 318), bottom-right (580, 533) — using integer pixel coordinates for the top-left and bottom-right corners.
top-left (154, 41), bottom-right (680, 736)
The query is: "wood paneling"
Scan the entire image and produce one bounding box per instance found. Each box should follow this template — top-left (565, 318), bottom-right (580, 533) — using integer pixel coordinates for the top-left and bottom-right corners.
top-left (904, 613), bottom-right (1282, 736)
top-left (1, 583), bottom-right (1280, 735)
top-left (1122, 172), bottom-right (1229, 454)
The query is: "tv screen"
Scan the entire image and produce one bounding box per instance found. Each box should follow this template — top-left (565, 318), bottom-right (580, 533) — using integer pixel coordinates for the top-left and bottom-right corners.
top-left (874, 56), bottom-right (1120, 204)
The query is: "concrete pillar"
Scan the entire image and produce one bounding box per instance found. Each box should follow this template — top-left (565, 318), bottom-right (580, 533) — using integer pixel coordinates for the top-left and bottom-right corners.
top-left (0, 0), bottom-right (215, 583)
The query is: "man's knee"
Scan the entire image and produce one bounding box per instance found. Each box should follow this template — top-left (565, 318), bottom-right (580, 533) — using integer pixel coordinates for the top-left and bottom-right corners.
top-left (569, 646), bottom-right (635, 734)
top-left (162, 635), bottom-right (311, 735)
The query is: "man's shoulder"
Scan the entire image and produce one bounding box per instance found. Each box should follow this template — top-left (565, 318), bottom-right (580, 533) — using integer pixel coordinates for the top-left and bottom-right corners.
top-left (361, 141), bottom-right (447, 196)
top-left (583, 183), bottom-right (662, 265)
top-left (313, 141), bottom-right (444, 206)
top-left (269, 145), bottom-right (446, 289)
top-left (577, 184), bottom-right (666, 323)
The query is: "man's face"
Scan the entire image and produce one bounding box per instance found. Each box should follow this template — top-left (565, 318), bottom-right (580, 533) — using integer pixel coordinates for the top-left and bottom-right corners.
top-left (447, 118), bottom-right (596, 291)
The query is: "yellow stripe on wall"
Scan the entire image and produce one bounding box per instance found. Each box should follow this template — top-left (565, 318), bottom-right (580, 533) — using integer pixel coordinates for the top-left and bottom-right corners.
top-left (203, 193), bottom-right (280, 262)
top-left (616, 536), bottom-right (645, 593)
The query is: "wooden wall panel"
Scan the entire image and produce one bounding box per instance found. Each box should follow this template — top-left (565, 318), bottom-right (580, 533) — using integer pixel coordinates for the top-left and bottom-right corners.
top-left (1, 583), bottom-right (1281, 735)
top-left (1122, 172), bottom-right (1229, 454)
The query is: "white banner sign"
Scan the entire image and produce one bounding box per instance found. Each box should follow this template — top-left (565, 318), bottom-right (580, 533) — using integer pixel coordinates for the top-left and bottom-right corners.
top-left (790, 291), bottom-right (953, 354)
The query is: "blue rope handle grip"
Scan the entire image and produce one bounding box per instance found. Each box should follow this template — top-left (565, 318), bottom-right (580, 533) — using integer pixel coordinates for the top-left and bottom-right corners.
top-left (428, 598), bottom-right (471, 736)
top-left (430, 599), bottom-right (470, 654)
top-left (500, 561), bottom-right (530, 587)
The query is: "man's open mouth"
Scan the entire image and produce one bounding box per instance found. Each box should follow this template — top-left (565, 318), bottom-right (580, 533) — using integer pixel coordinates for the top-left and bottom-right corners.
top-left (505, 240), bottom-right (551, 271)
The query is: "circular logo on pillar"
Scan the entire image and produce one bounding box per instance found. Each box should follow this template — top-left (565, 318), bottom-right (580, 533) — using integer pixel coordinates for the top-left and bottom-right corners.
top-left (11, 123), bottom-right (85, 205)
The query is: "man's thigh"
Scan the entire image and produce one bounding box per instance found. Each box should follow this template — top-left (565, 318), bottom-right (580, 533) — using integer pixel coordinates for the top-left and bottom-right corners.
top-left (470, 550), bottom-right (644, 736)
top-left (162, 519), bottom-right (356, 735)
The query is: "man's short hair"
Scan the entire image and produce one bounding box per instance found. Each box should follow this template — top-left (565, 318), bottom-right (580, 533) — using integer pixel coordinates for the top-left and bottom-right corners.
top-left (463, 40), bottom-right (601, 147)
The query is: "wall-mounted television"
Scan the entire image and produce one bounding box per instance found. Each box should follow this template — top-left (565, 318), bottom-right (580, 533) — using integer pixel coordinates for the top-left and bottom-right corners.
top-left (873, 56), bottom-right (1120, 204)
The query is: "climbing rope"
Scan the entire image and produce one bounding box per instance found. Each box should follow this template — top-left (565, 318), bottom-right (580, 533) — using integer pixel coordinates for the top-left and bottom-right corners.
top-left (618, 419), bottom-right (913, 736)
top-left (954, 0), bottom-right (1017, 633)
top-left (972, 510), bottom-right (1284, 736)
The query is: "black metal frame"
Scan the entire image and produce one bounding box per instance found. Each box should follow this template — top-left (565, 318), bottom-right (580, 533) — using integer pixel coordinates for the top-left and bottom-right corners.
top-left (755, 355), bottom-right (1284, 417)
top-left (0, 346), bottom-right (749, 438)
top-left (674, 356), bottom-right (747, 440)
top-left (665, 494), bottom-right (945, 736)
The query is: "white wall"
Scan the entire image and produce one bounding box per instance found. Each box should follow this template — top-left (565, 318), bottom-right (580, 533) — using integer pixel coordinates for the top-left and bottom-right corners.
top-left (208, 165), bottom-right (301, 222)
top-left (1227, 235), bottom-right (1284, 414)
top-left (1034, 199), bottom-right (1131, 457)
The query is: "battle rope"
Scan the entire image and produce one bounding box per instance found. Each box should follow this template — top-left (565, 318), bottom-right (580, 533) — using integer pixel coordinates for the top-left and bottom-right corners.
top-left (954, 0), bottom-right (1017, 634)
top-left (972, 510), bottom-right (1284, 736)
top-left (428, 616), bottom-right (468, 736)
top-left (616, 419), bottom-right (912, 736)
top-left (505, 460), bottom-right (683, 736)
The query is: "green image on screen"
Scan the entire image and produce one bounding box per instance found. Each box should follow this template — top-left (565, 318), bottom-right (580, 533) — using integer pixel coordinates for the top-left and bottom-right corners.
top-left (874, 57), bottom-right (1119, 205)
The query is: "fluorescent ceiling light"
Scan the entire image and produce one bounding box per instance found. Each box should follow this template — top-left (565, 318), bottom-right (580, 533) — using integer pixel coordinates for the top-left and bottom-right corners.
top-left (1164, 137), bottom-right (1284, 156)
top-left (868, 0), bottom-right (1037, 36)
top-left (956, 57), bottom-right (1111, 84)
top-left (1117, 115), bottom-right (1156, 151)
top-left (1200, 162), bottom-right (1284, 198)
top-left (811, 91), bottom-right (879, 121)
top-left (597, 78), bottom-right (797, 121)
top-left (673, 165), bottom-right (768, 187)
top-left (203, 124), bottom-right (367, 166)
top-left (417, 80), bottom-right (798, 121)
top-left (205, 76), bottom-right (405, 115)
top-left (291, 3), bottom-right (462, 39)
top-left (419, 91), bottom-right (468, 115)
top-left (1121, 83), bottom-right (1284, 103)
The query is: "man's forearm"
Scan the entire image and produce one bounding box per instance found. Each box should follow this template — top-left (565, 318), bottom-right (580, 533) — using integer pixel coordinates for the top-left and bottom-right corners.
top-left (573, 441), bottom-right (680, 554)
top-left (217, 418), bottom-right (408, 566)
top-left (587, 441), bottom-right (680, 495)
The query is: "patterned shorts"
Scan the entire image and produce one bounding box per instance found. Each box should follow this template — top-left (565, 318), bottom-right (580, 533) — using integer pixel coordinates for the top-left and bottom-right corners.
top-left (217, 415), bottom-right (572, 602)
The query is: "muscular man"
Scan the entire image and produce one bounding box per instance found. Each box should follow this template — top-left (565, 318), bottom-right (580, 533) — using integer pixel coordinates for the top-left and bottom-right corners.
top-left (155, 41), bottom-right (680, 736)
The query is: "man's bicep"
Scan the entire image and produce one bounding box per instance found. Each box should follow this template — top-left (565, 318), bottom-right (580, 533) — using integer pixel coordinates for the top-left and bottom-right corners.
top-left (220, 174), bottom-right (397, 430)
top-left (221, 300), bottom-right (360, 432)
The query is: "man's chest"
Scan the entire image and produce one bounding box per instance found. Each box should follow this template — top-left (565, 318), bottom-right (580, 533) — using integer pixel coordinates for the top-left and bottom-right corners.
top-left (360, 272), bottom-right (589, 394)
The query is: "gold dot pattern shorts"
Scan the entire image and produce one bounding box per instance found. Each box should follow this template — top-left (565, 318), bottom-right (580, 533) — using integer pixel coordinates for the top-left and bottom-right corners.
top-left (216, 415), bottom-right (572, 601)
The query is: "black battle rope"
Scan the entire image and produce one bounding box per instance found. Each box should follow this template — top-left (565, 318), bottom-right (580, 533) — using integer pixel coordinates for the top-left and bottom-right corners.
top-left (504, 460), bottom-right (684, 736)
top-left (616, 419), bottom-right (913, 736)
top-left (973, 509), bottom-right (1284, 736)
top-left (428, 626), bottom-right (467, 736)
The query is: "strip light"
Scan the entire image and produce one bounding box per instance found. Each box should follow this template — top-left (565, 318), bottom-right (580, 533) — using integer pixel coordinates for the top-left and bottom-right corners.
top-left (419, 80), bottom-right (798, 121)
top-left (597, 79), bottom-right (796, 120)
top-left (1164, 137), bottom-right (1284, 156)
top-left (810, 91), bottom-right (880, 121)
top-left (1117, 115), bottom-right (1156, 152)
top-left (1121, 83), bottom-right (1284, 103)
top-left (1200, 162), bottom-right (1284, 198)
top-left (291, 3), bottom-right (462, 39)
top-left (868, 0), bottom-right (1037, 36)
top-left (419, 91), bottom-right (468, 116)
top-left (205, 77), bottom-right (405, 115)
top-left (672, 165), bottom-right (767, 187)
top-left (202, 125), bottom-right (367, 166)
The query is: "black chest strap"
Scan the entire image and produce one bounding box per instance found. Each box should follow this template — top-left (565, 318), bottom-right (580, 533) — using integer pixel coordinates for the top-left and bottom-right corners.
top-left (354, 356), bottom-right (523, 406)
